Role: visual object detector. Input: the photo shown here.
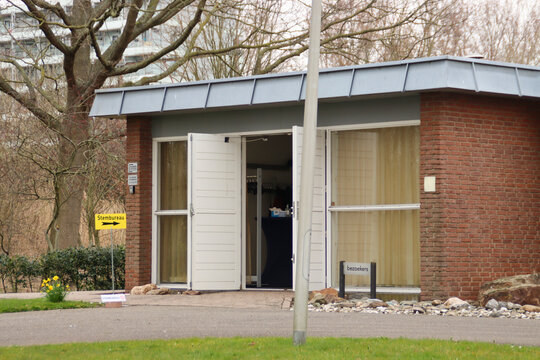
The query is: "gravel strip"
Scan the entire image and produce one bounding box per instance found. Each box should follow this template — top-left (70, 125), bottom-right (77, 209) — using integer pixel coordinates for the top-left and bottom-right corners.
top-left (305, 297), bottom-right (540, 320)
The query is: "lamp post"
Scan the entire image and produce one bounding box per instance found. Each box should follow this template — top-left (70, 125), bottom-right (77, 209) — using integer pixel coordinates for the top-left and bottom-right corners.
top-left (292, 0), bottom-right (322, 346)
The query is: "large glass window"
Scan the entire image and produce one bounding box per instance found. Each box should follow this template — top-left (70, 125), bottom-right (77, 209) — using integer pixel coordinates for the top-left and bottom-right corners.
top-left (157, 141), bottom-right (188, 283)
top-left (331, 126), bottom-right (420, 287)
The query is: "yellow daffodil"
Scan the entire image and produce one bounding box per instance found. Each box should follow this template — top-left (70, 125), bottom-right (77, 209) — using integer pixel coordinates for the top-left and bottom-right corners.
top-left (47, 278), bottom-right (51, 282)
top-left (53, 276), bottom-right (59, 281)
top-left (48, 285), bottom-right (53, 291)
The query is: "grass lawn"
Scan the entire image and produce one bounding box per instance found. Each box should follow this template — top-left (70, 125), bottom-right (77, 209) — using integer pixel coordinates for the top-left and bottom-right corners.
top-left (0, 297), bottom-right (101, 313)
top-left (0, 337), bottom-right (538, 359)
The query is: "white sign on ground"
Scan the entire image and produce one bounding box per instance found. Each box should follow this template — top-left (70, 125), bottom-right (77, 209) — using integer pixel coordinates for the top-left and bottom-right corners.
top-left (343, 262), bottom-right (370, 275)
top-left (101, 294), bottom-right (126, 303)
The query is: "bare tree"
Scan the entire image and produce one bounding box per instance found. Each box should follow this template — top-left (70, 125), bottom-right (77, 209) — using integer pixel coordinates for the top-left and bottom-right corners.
top-left (0, 0), bottom-right (249, 249)
top-left (82, 117), bottom-right (125, 247)
top-left (465, 0), bottom-right (539, 65)
top-left (2, 0), bottom-right (535, 251)
top-left (319, 0), bottom-right (539, 66)
top-left (163, 0), bottom-right (449, 80)
top-left (0, 0), bottom-right (447, 249)
top-left (0, 97), bottom-right (49, 255)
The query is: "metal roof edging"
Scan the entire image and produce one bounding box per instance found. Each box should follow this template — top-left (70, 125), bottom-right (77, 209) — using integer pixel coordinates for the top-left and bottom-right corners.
top-left (89, 56), bottom-right (540, 117)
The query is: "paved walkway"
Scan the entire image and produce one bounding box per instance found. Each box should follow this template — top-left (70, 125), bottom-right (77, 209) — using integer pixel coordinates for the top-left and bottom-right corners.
top-left (0, 290), bottom-right (295, 309)
top-left (1, 291), bottom-right (539, 347)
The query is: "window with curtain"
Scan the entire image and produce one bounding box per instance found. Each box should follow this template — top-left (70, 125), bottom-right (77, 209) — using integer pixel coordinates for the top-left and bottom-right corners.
top-left (158, 141), bottom-right (188, 283)
top-left (330, 126), bottom-right (420, 287)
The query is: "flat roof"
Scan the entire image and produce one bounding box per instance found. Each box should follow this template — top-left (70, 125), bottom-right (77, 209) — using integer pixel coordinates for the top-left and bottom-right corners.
top-left (90, 56), bottom-right (540, 117)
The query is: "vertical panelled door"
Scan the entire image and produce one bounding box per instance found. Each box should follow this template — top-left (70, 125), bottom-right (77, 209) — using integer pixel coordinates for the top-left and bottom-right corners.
top-left (189, 134), bottom-right (242, 290)
top-left (292, 126), bottom-right (326, 291)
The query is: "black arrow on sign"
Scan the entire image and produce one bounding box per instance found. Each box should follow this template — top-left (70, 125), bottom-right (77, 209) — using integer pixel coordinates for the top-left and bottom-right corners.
top-left (102, 221), bottom-right (119, 226)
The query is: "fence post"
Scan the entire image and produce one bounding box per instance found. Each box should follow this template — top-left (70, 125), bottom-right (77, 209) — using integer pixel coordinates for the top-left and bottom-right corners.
top-left (339, 261), bottom-right (345, 298)
top-left (370, 262), bottom-right (376, 299)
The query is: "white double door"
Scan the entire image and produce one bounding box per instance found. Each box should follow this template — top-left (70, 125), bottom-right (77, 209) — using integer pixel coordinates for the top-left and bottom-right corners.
top-left (188, 128), bottom-right (325, 290)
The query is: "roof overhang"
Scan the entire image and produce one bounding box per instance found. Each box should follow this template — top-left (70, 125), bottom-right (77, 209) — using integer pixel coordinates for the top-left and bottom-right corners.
top-left (89, 56), bottom-right (540, 118)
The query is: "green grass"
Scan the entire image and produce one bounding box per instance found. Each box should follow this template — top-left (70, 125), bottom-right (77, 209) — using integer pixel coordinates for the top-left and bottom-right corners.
top-left (0, 297), bottom-right (101, 313)
top-left (0, 337), bottom-right (538, 359)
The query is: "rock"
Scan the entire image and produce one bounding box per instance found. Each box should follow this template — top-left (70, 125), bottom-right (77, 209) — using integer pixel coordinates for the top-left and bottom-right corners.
top-left (521, 304), bottom-right (540, 313)
top-left (412, 306), bottom-right (425, 314)
top-left (368, 300), bottom-right (388, 308)
top-left (479, 273), bottom-right (540, 306)
top-left (444, 297), bottom-right (470, 309)
top-left (400, 300), bottom-right (418, 306)
top-left (431, 299), bottom-right (442, 306)
top-left (147, 287), bottom-right (170, 295)
top-left (309, 288), bottom-right (339, 300)
top-left (308, 293), bottom-right (326, 305)
top-left (130, 283), bottom-right (157, 295)
top-left (337, 301), bottom-right (355, 308)
top-left (309, 288), bottom-right (344, 304)
top-left (485, 299), bottom-right (499, 310)
top-left (324, 294), bottom-right (343, 304)
top-left (183, 290), bottom-right (201, 295)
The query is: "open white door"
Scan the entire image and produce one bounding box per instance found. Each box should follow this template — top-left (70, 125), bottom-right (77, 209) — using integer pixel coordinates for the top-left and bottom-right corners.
top-left (292, 126), bottom-right (326, 291)
top-left (189, 134), bottom-right (241, 290)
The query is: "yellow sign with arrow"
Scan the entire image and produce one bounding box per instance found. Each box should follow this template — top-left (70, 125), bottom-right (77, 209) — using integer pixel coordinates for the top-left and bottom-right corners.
top-left (95, 213), bottom-right (127, 230)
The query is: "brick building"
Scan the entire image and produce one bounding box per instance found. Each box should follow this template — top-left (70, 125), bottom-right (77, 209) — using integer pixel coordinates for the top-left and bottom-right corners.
top-left (90, 56), bottom-right (540, 300)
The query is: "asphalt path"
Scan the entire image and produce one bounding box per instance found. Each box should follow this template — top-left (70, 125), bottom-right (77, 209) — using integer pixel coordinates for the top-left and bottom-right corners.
top-left (1, 305), bottom-right (539, 347)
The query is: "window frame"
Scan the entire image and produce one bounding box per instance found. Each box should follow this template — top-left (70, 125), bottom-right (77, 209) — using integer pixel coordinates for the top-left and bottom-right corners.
top-left (324, 120), bottom-right (421, 291)
top-left (152, 136), bottom-right (190, 287)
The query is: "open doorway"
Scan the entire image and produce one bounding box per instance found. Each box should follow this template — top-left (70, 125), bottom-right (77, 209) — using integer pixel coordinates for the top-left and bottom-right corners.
top-left (245, 134), bottom-right (293, 288)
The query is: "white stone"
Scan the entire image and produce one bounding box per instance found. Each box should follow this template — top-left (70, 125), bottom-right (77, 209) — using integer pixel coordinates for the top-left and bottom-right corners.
top-left (444, 297), bottom-right (470, 309)
top-left (485, 298), bottom-right (499, 310)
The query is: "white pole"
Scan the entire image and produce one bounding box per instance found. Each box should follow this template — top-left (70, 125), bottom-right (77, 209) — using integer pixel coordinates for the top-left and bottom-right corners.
top-left (111, 229), bottom-right (115, 293)
top-left (293, 0), bottom-right (322, 346)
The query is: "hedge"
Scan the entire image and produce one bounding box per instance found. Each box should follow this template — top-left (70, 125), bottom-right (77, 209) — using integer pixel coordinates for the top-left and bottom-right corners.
top-left (0, 246), bottom-right (124, 293)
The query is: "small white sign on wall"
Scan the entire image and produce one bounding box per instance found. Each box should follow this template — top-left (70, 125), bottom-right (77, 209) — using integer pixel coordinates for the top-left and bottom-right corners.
top-left (128, 162), bottom-right (138, 173)
top-left (128, 174), bottom-right (138, 186)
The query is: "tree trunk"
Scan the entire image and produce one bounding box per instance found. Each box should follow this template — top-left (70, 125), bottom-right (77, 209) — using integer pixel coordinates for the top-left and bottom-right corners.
top-left (52, 130), bottom-right (88, 249)
top-left (48, 0), bottom-right (93, 250)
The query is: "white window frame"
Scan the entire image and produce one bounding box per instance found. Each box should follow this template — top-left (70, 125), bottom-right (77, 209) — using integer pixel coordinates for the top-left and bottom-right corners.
top-left (324, 119), bottom-right (421, 292)
top-left (152, 136), bottom-right (190, 288)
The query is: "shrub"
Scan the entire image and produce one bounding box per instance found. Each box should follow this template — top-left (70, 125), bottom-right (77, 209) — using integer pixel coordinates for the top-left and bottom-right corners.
top-left (0, 255), bottom-right (38, 292)
top-left (0, 246), bottom-right (125, 293)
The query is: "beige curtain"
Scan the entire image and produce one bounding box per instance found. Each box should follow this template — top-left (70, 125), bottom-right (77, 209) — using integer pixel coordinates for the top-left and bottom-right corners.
top-left (158, 141), bottom-right (188, 283)
top-left (159, 216), bottom-right (187, 283)
top-left (331, 127), bottom-right (420, 287)
top-left (160, 142), bottom-right (187, 210)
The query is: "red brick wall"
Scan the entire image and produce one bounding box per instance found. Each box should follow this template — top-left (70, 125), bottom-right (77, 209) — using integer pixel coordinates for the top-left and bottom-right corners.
top-left (125, 117), bottom-right (153, 291)
top-left (420, 92), bottom-right (540, 300)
